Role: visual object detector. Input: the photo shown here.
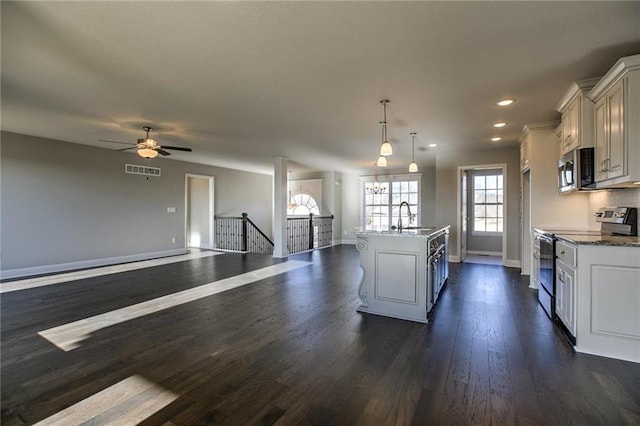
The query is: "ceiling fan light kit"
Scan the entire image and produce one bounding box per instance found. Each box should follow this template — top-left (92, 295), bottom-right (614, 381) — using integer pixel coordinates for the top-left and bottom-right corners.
top-left (100, 126), bottom-right (193, 159)
top-left (138, 148), bottom-right (159, 159)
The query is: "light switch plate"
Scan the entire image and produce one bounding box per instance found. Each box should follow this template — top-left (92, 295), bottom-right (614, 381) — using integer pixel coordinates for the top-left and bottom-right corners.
top-left (167, 207), bottom-right (176, 213)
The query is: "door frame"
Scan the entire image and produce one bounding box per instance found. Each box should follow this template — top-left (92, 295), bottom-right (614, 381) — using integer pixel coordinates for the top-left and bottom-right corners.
top-left (456, 163), bottom-right (508, 266)
top-left (184, 174), bottom-right (215, 250)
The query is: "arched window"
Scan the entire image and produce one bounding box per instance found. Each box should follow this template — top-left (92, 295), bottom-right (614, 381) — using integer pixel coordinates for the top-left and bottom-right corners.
top-left (288, 193), bottom-right (320, 216)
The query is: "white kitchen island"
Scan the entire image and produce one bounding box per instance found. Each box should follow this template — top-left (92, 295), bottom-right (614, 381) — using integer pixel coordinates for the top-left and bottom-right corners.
top-left (355, 226), bottom-right (449, 323)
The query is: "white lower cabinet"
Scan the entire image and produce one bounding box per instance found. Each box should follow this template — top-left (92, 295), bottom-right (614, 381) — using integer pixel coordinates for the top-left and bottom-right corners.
top-left (573, 243), bottom-right (640, 363)
top-left (555, 258), bottom-right (576, 339)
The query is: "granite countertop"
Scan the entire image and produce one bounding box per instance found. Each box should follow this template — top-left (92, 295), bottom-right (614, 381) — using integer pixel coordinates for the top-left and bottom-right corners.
top-left (356, 225), bottom-right (450, 239)
top-left (554, 233), bottom-right (640, 247)
top-left (533, 227), bottom-right (640, 247)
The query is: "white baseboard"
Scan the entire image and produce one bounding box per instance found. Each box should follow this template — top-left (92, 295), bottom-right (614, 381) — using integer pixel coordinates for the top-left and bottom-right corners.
top-left (340, 239), bottom-right (357, 245)
top-left (503, 259), bottom-right (521, 268)
top-left (466, 250), bottom-right (502, 256)
top-left (0, 248), bottom-right (187, 280)
top-left (449, 255), bottom-right (461, 263)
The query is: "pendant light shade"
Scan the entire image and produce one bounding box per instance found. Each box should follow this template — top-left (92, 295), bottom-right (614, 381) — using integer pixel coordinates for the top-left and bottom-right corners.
top-left (408, 132), bottom-right (418, 173)
top-left (377, 155), bottom-right (388, 167)
top-left (379, 100), bottom-right (393, 156)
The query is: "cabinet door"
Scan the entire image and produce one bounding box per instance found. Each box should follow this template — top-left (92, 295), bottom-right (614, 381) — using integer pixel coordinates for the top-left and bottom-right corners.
top-left (520, 135), bottom-right (529, 170)
top-left (556, 264), bottom-right (566, 320)
top-left (568, 99), bottom-right (581, 151)
top-left (564, 265), bottom-right (576, 336)
top-left (556, 260), bottom-right (576, 337)
top-left (594, 96), bottom-right (608, 182)
top-left (561, 109), bottom-right (572, 155)
top-left (607, 79), bottom-right (625, 179)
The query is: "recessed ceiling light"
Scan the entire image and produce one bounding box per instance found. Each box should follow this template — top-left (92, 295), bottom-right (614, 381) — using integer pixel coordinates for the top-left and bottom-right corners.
top-left (497, 99), bottom-right (515, 106)
top-left (493, 122), bottom-right (507, 128)
top-left (491, 137), bottom-right (502, 142)
top-left (429, 143), bottom-right (438, 148)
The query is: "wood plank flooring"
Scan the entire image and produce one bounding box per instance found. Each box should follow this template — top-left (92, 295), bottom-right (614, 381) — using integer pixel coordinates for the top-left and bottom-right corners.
top-left (2, 245), bottom-right (639, 425)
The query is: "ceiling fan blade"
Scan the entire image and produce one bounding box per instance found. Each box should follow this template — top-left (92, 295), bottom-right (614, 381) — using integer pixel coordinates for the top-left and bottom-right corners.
top-left (156, 148), bottom-right (171, 156)
top-left (117, 146), bottom-right (136, 152)
top-left (162, 146), bottom-right (192, 152)
top-left (98, 139), bottom-right (135, 146)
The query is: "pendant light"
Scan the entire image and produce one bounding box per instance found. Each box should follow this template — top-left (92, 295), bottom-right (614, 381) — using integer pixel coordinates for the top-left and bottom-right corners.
top-left (408, 132), bottom-right (418, 173)
top-left (376, 121), bottom-right (388, 167)
top-left (379, 99), bottom-right (393, 156)
top-left (368, 162), bottom-right (386, 194)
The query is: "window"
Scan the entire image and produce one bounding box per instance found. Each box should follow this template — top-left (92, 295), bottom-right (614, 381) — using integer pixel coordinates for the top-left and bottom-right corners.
top-left (287, 193), bottom-right (320, 216)
top-left (473, 174), bottom-right (503, 233)
top-left (363, 177), bottom-right (419, 231)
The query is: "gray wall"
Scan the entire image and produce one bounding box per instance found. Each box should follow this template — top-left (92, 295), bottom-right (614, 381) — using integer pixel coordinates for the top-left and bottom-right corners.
top-left (466, 168), bottom-right (503, 253)
top-left (1, 131), bottom-right (272, 272)
top-left (436, 146), bottom-right (520, 263)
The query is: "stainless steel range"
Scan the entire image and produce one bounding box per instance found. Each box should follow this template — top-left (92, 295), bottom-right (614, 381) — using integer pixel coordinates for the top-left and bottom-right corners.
top-left (534, 207), bottom-right (638, 320)
top-left (594, 206), bottom-right (637, 236)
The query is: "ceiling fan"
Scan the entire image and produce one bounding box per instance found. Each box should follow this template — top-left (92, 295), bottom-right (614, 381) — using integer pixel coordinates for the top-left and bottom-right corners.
top-left (99, 126), bottom-right (192, 159)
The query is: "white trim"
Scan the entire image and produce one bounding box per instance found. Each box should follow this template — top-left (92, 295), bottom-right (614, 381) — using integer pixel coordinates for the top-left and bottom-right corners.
top-left (359, 172), bottom-right (423, 183)
top-left (555, 78), bottom-right (600, 112)
top-left (456, 163), bottom-right (508, 266)
top-left (0, 249), bottom-right (186, 280)
top-left (588, 54), bottom-right (640, 101)
top-left (466, 250), bottom-right (502, 256)
top-left (449, 254), bottom-right (461, 263)
top-left (341, 239), bottom-right (357, 245)
top-left (503, 259), bottom-right (522, 268)
top-left (471, 231), bottom-right (503, 237)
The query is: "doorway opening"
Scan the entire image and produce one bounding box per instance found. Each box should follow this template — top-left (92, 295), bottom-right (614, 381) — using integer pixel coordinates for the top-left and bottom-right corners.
top-left (457, 164), bottom-right (507, 266)
top-left (185, 174), bottom-right (215, 250)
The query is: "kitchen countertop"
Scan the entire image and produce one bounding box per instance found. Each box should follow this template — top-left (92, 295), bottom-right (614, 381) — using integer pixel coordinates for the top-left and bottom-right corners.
top-left (356, 225), bottom-right (450, 240)
top-left (554, 233), bottom-right (640, 247)
top-left (533, 227), bottom-right (640, 247)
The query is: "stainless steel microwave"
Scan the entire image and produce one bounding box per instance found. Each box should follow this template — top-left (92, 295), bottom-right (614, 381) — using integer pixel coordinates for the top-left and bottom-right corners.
top-left (558, 147), bottom-right (596, 193)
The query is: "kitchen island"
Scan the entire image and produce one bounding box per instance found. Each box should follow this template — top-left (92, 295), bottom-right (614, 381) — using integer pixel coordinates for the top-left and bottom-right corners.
top-left (355, 226), bottom-right (449, 323)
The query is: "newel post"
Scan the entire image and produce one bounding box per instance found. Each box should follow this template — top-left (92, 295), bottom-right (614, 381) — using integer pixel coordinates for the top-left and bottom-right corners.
top-left (309, 213), bottom-right (314, 250)
top-left (241, 212), bottom-right (248, 252)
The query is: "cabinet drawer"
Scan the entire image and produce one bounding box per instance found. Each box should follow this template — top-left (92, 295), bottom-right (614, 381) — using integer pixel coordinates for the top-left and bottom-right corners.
top-left (556, 241), bottom-right (576, 267)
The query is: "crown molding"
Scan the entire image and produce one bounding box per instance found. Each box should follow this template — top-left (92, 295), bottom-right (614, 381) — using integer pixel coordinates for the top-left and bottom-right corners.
top-left (588, 54), bottom-right (640, 101)
top-left (555, 78), bottom-right (601, 112)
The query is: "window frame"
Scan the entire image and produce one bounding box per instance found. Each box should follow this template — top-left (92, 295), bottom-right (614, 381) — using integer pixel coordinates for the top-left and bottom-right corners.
top-left (360, 173), bottom-right (422, 231)
top-left (470, 173), bottom-right (504, 237)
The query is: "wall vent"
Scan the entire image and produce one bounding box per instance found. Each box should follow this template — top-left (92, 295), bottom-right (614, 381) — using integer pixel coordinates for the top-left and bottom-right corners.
top-left (125, 163), bottom-right (161, 177)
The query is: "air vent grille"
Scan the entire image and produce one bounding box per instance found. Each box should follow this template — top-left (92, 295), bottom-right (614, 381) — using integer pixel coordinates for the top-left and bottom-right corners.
top-left (125, 163), bottom-right (161, 177)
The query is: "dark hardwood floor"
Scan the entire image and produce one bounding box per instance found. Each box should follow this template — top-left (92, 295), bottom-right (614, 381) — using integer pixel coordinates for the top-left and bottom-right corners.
top-left (2, 245), bottom-right (639, 425)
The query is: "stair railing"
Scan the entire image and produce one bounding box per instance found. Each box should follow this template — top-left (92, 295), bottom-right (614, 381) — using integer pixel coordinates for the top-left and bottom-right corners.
top-left (214, 212), bottom-right (334, 255)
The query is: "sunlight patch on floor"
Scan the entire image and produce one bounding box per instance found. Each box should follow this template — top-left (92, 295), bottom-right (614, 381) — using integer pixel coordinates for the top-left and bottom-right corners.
top-left (38, 260), bottom-right (312, 351)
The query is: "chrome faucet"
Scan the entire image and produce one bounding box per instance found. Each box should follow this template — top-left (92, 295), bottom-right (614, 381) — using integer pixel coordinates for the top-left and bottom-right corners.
top-left (397, 201), bottom-right (414, 231)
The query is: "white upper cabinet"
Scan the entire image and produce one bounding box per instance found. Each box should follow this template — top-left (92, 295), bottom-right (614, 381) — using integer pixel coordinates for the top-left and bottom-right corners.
top-left (520, 128), bottom-right (530, 171)
top-left (588, 54), bottom-right (640, 187)
top-left (556, 78), bottom-right (599, 156)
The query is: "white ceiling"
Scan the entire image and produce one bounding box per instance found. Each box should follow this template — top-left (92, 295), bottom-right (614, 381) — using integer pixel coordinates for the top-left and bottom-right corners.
top-left (2, 1), bottom-right (640, 175)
